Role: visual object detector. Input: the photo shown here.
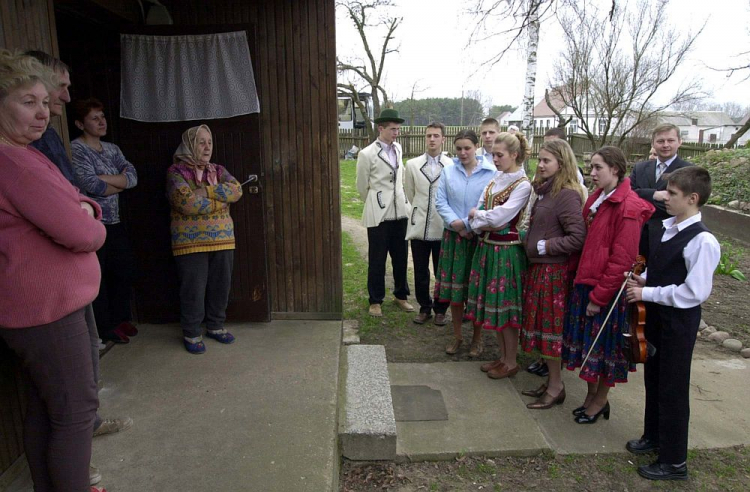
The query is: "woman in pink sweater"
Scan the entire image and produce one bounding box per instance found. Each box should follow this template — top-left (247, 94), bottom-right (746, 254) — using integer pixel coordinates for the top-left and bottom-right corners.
top-left (0, 50), bottom-right (106, 491)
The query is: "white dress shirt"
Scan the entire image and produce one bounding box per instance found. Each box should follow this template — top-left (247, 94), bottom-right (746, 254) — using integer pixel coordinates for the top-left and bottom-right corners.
top-left (377, 139), bottom-right (399, 169)
top-left (641, 213), bottom-right (721, 308)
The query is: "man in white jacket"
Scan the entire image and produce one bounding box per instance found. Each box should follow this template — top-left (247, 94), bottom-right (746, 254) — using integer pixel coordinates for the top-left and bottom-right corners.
top-left (356, 109), bottom-right (415, 317)
top-left (404, 123), bottom-right (450, 325)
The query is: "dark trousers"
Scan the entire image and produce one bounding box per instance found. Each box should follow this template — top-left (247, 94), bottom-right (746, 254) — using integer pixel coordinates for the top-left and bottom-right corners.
top-left (367, 219), bottom-right (410, 305)
top-left (84, 304), bottom-right (103, 430)
top-left (410, 239), bottom-right (443, 314)
top-left (0, 309), bottom-right (98, 492)
top-left (175, 250), bottom-right (234, 338)
top-left (93, 222), bottom-right (135, 340)
top-left (643, 303), bottom-right (700, 465)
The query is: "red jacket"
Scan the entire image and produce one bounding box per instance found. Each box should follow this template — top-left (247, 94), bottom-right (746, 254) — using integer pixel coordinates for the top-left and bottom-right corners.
top-left (574, 178), bottom-right (654, 307)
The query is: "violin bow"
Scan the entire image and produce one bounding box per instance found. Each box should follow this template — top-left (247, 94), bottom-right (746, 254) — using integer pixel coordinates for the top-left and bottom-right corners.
top-left (580, 268), bottom-right (635, 370)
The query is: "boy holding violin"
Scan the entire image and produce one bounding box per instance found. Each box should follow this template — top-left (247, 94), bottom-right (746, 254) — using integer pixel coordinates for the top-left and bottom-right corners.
top-left (625, 166), bottom-right (721, 481)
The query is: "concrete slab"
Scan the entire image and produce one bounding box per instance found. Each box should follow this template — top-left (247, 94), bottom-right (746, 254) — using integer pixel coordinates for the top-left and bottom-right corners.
top-left (1, 321), bottom-right (342, 492)
top-left (341, 345), bottom-right (397, 460)
top-left (388, 362), bottom-right (550, 460)
top-left (510, 355), bottom-right (750, 455)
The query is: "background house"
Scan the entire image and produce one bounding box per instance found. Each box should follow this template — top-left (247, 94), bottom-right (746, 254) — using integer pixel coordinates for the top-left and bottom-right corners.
top-left (657, 111), bottom-right (749, 145)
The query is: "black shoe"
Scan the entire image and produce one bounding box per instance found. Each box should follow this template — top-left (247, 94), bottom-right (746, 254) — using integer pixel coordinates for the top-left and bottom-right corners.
top-left (526, 360), bottom-right (543, 373)
top-left (626, 437), bottom-right (659, 455)
top-left (637, 461), bottom-right (687, 481)
top-left (572, 405), bottom-right (587, 417)
top-left (574, 401), bottom-right (610, 424)
top-left (534, 363), bottom-right (549, 377)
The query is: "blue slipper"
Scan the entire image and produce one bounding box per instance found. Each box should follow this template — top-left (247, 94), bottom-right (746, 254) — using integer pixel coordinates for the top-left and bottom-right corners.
top-left (205, 330), bottom-right (236, 344)
top-left (183, 339), bottom-right (206, 354)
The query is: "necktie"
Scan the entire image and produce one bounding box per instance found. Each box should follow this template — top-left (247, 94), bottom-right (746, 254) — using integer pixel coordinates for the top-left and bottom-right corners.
top-left (656, 162), bottom-right (667, 181)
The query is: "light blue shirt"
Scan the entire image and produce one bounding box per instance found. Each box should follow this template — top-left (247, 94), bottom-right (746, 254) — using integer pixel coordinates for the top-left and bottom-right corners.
top-left (436, 158), bottom-right (496, 232)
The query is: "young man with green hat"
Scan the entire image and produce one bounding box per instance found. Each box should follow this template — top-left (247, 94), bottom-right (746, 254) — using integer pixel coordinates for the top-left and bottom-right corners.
top-left (356, 109), bottom-right (415, 316)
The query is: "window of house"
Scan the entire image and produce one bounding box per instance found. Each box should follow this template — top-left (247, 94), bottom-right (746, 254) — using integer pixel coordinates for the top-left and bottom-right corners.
top-left (709, 133), bottom-right (717, 143)
top-left (680, 130), bottom-right (688, 138)
top-left (691, 118), bottom-right (698, 125)
top-left (570, 119), bottom-right (578, 133)
top-left (598, 118), bottom-right (606, 135)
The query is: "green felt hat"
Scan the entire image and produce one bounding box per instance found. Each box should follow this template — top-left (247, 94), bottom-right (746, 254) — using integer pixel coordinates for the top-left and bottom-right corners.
top-left (374, 108), bottom-right (405, 124)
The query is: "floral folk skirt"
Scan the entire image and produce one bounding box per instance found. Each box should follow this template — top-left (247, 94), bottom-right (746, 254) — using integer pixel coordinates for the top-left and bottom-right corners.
top-left (520, 263), bottom-right (569, 359)
top-left (433, 229), bottom-right (478, 305)
top-left (562, 284), bottom-right (635, 387)
top-left (465, 241), bottom-right (526, 331)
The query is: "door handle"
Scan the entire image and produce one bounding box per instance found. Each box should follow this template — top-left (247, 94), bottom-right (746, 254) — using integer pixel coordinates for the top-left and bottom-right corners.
top-left (241, 174), bottom-right (259, 186)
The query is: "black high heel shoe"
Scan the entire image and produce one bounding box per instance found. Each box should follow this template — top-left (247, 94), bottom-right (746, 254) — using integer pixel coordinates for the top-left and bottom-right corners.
top-left (574, 401), bottom-right (610, 424)
top-left (571, 393), bottom-right (597, 416)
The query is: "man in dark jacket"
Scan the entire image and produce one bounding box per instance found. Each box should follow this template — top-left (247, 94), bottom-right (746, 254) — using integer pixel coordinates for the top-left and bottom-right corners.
top-left (630, 123), bottom-right (693, 254)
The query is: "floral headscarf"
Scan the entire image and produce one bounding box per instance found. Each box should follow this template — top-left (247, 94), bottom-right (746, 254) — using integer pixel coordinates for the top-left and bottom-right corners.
top-left (173, 124), bottom-right (218, 185)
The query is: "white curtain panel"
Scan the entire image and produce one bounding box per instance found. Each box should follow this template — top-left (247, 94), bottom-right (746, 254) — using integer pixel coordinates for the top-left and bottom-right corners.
top-left (120, 31), bottom-right (260, 122)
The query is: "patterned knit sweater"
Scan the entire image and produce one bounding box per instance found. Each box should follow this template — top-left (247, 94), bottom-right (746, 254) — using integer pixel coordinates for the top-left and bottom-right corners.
top-left (166, 163), bottom-right (243, 256)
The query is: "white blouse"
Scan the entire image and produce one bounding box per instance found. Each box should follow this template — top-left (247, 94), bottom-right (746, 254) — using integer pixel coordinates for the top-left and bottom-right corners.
top-left (470, 169), bottom-right (531, 230)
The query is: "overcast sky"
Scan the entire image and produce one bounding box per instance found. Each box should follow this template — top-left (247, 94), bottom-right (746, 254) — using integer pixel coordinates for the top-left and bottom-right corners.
top-left (336, 0), bottom-right (750, 111)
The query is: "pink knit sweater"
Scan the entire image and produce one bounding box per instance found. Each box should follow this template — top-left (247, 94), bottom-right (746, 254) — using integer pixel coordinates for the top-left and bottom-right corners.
top-left (0, 145), bottom-right (106, 328)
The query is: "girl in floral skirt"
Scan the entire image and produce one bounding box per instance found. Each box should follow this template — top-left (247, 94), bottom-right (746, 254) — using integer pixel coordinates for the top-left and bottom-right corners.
top-left (466, 132), bottom-right (532, 372)
top-left (519, 139), bottom-right (586, 407)
top-left (562, 146), bottom-right (654, 424)
top-left (434, 130), bottom-right (497, 356)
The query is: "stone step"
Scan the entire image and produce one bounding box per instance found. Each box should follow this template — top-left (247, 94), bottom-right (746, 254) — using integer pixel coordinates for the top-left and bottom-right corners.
top-left (340, 345), bottom-right (397, 460)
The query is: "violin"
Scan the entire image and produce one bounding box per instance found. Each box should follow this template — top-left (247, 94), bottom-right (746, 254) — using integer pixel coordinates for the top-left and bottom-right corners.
top-left (623, 255), bottom-right (648, 364)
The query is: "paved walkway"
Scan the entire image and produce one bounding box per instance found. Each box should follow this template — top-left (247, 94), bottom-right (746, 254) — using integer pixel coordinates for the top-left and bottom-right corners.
top-left (389, 346), bottom-right (750, 460)
top-left (4, 321), bottom-right (342, 492)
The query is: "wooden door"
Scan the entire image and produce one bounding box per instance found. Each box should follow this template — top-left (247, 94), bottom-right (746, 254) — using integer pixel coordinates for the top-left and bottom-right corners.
top-left (118, 25), bottom-right (269, 322)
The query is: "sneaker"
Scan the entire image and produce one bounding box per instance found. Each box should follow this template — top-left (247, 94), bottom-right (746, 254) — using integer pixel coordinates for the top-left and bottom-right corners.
top-left (205, 329), bottom-right (236, 344)
top-left (90, 464), bottom-right (102, 485)
top-left (183, 337), bottom-right (206, 354)
top-left (93, 417), bottom-right (134, 437)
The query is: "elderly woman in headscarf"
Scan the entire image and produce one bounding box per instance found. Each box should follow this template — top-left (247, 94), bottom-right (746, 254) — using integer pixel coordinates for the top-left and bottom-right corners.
top-left (166, 124), bottom-right (243, 354)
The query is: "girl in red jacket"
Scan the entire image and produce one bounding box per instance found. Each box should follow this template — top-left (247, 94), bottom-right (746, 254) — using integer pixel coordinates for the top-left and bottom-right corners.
top-left (563, 146), bottom-right (654, 424)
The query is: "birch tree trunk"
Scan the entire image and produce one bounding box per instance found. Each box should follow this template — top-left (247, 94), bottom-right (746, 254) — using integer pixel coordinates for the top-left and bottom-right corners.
top-left (521, 0), bottom-right (540, 172)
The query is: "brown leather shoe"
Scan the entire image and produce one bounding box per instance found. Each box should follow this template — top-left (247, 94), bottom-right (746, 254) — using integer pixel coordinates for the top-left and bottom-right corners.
top-left (488, 364), bottom-right (519, 379)
top-left (480, 359), bottom-right (504, 372)
top-left (526, 388), bottom-right (566, 409)
top-left (468, 338), bottom-right (484, 358)
top-left (521, 383), bottom-right (548, 397)
top-left (434, 314), bottom-right (447, 326)
top-left (445, 338), bottom-right (463, 355)
top-left (413, 312), bottom-right (432, 324)
top-left (368, 304), bottom-right (382, 317)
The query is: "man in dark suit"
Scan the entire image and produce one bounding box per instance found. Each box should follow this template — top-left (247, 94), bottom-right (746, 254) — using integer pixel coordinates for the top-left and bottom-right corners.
top-left (630, 123), bottom-right (693, 253)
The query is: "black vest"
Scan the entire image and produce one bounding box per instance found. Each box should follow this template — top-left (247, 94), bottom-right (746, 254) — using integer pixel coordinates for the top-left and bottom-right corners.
top-left (646, 221), bottom-right (709, 289)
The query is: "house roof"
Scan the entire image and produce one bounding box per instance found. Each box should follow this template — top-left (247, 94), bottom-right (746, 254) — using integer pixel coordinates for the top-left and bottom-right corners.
top-left (506, 106), bottom-right (525, 123)
top-left (533, 92), bottom-right (566, 117)
top-left (495, 110), bottom-right (511, 121)
top-left (659, 111), bottom-right (736, 128)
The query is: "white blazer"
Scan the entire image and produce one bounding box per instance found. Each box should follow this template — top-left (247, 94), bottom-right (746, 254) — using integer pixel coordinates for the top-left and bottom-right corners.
top-left (356, 140), bottom-right (410, 228)
top-left (404, 153), bottom-right (447, 241)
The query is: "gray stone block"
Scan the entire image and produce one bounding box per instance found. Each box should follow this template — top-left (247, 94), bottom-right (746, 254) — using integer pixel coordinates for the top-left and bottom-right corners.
top-left (341, 345), bottom-right (397, 460)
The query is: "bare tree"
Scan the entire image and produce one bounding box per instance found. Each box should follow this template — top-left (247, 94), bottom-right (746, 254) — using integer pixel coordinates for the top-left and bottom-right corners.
top-left (550, 0), bottom-right (703, 149)
top-left (725, 114), bottom-right (750, 148)
top-left (336, 0), bottom-right (401, 140)
top-left (544, 88), bottom-right (571, 129)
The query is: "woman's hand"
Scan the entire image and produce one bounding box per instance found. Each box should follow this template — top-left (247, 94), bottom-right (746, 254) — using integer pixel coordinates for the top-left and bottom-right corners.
top-left (585, 301), bottom-right (601, 317)
top-left (626, 285), bottom-right (643, 303)
top-left (627, 272), bottom-right (646, 288)
top-left (468, 208), bottom-right (477, 220)
top-left (450, 219), bottom-right (465, 232)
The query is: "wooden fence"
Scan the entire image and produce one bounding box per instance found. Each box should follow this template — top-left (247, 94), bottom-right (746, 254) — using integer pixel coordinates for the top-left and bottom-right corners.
top-left (339, 127), bottom-right (724, 162)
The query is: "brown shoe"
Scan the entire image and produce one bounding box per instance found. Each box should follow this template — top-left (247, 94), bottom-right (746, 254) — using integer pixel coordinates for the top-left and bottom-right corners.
top-left (488, 364), bottom-right (519, 379)
top-left (368, 304), bottom-right (382, 317)
top-left (413, 312), bottom-right (432, 324)
top-left (521, 383), bottom-right (548, 397)
top-left (468, 338), bottom-right (484, 358)
top-left (445, 338), bottom-right (463, 355)
top-left (394, 298), bottom-right (415, 312)
top-left (480, 359), bottom-right (504, 372)
top-left (434, 314), bottom-right (447, 326)
top-left (526, 388), bottom-right (566, 409)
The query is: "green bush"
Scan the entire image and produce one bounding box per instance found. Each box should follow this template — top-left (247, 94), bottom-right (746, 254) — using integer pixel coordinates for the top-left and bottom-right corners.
top-left (694, 149), bottom-right (750, 207)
